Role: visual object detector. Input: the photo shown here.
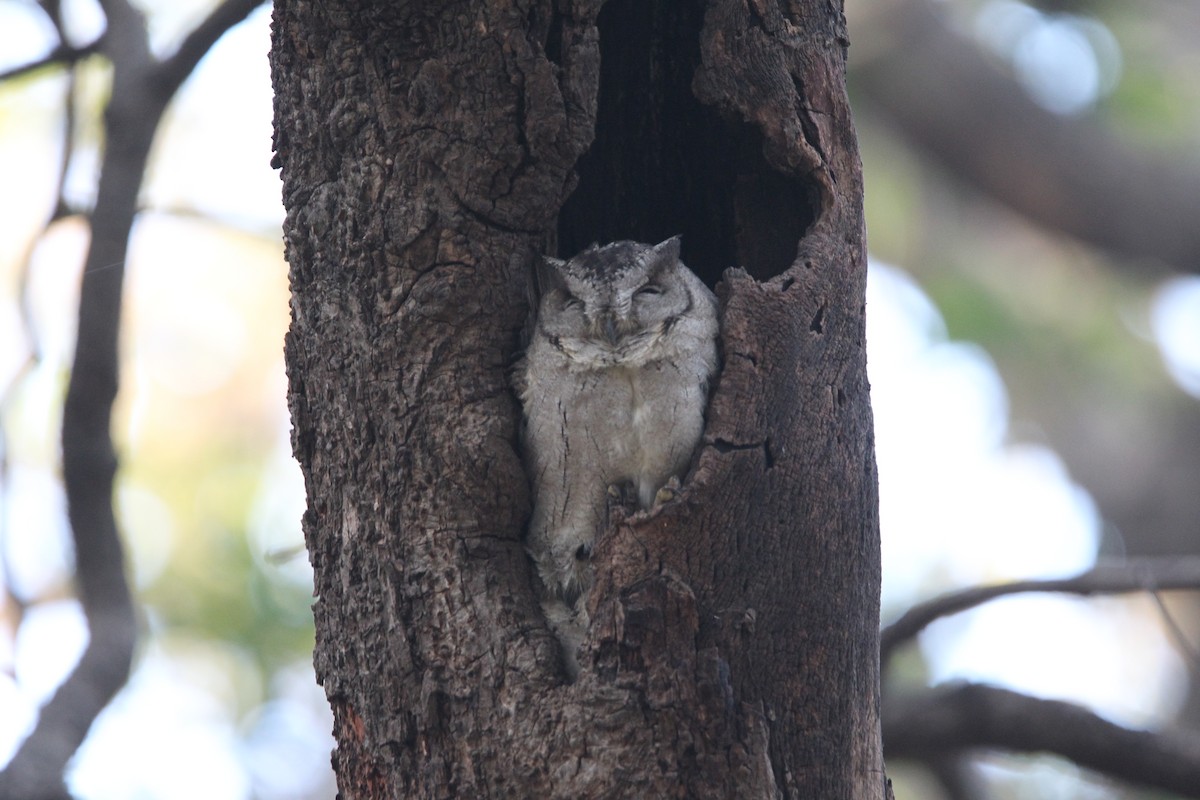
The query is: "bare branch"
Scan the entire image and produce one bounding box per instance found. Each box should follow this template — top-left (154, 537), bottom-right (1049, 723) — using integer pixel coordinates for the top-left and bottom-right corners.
top-left (1148, 589), bottom-right (1200, 670)
top-left (884, 683), bottom-right (1200, 798)
top-left (0, 349), bottom-right (38, 628)
top-left (0, 0), bottom-right (90, 83)
top-left (159, 0), bottom-right (266, 96)
top-left (0, 28), bottom-right (150, 800)
top-left (0, 49), bottom-right (87, 639)
top-left (50, 55), bottom-right (82, 221)
top-left (38, 0), bottom-right (64, 29)
top-left (881, 558), bottom-right (1200, 666)
top-left (96, 0), bottom-right (153, 73)
top-left (0, 7), bottom-right (150, 798)
top-left (0, 1), bottom-right (265, 795)
top-left (0, 42), bottom-right (101, 82)
top-left (923, 756), bottom-right (987, 800)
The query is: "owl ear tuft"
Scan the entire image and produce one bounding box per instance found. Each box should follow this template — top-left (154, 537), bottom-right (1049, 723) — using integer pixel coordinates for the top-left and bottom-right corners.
top-left (650, 235), bottom-right (682, 265)
top-left (646, 236), bottom-right (682, 274)
top-left (535, 255), bottom-right (568, 297)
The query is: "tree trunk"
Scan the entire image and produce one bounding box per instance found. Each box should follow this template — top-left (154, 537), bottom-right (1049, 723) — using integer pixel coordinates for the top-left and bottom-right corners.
top-left (271, 0), bottom-right (883, 797)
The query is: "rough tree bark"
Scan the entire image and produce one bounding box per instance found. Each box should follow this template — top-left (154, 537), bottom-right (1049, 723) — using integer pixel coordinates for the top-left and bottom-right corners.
top-left (272, 0), bottom-right (882, 797)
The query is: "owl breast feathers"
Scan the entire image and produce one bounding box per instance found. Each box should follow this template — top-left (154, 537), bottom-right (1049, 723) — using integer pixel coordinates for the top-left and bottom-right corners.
top-left (517, 236), bottom-right (719, 616)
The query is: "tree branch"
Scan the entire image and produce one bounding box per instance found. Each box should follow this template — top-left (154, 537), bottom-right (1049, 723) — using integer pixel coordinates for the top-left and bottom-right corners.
top-left (53, 64), bottom-right (81, 221)
top-left (159, 0), bottom-right (265, 96)
top-left (0, 58), bottom-right (81, 638)
top-left (852, 0), bottom-right (1200, 276)
top-left (0, 7), bottom-right (152, 796)
top-left (0, 42), bottom-right (101, 82)
top-left (884, 683), bottom-right (1200, 798)
top-left (923, 755), bottom-right (987, 800)
top-left (0, 0), bottom-right (106, 83)
top-left (881, 558), bottom-right (1200, 667)
top-left (0, 1), bottom-right (268, 796)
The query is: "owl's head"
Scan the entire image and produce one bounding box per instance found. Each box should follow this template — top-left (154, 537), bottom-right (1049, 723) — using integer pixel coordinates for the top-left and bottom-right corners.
top-left (535, 236), bottom-right (695, 366)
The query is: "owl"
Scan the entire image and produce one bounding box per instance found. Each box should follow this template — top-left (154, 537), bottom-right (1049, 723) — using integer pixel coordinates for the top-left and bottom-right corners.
top-left (517, 236), bottom-right (719, 670)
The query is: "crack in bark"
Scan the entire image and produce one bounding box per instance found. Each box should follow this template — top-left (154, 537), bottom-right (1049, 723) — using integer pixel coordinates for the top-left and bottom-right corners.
top-left (711, 437), bottom-right (775, 469)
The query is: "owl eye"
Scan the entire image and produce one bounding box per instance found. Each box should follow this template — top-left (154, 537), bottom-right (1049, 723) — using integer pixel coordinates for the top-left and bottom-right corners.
top-left (562, 294), bottom-right (583, 311)
top-left (635, 284), bottom-right (663, 297)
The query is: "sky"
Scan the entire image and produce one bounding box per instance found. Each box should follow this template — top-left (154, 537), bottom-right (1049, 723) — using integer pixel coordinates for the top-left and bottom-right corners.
top-left (0, 1), bottom-right (1197, 798)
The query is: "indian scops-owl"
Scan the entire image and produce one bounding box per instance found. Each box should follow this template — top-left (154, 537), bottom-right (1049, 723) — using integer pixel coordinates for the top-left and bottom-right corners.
top-left (517, 237), bottom-right (719, 660)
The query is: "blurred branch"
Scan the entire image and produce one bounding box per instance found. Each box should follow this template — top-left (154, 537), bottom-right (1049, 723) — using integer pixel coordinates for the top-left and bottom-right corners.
top-left (0, 1), bottom-right (152, 794)
top-left (0, 2), bottom-right (97, 82)
top-left (160, 0), bottom-right (265, 96)
top-left (0, 1), bottom-right (267, 797)
top-left (881, 558), bottom-right (1200, 667)
top-left (0, 19), bottom-right (86, 656)
top-left (38, 0), bottom-right (64, 27)
top-left (0, 42), bottom-right (101, 82)
top-left (884, 683), bottom-right (1200, 798)
top-left (54, 78), bottom-right (80, 219)
top-left (924, 756), bottom-right (986, 800)
top-left (1149, 589), bottom-right (1200, 669)
top-left (0, 349), bottom-right (36, 639)
top-left (852, 0), bottom-right (1200, 276)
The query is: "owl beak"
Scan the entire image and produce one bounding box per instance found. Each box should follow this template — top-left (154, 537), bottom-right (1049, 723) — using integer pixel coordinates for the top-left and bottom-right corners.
top-left (601, 311), bottom-right (621, 346)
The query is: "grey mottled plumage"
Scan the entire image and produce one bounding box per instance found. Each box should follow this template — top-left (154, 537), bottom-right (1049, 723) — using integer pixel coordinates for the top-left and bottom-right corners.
top-left (517, 237), bottom-right (719, 672)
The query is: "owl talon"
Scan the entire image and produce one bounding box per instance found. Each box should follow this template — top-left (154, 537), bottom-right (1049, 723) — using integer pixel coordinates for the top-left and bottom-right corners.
top-left (606, 480), bottom-right (637, 522)
top-left (654, 475), bottom-right (682, 506)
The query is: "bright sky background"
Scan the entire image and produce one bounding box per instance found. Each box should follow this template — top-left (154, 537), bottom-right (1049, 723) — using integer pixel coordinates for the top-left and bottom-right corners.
top-left (0, 1), bottom-right (1197, 798)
